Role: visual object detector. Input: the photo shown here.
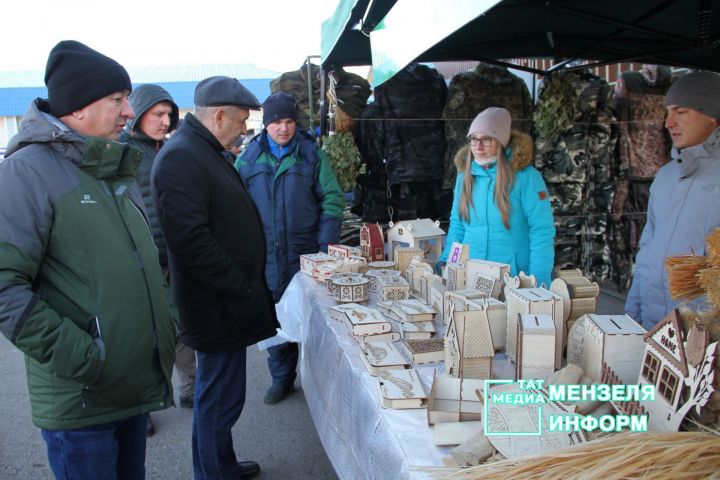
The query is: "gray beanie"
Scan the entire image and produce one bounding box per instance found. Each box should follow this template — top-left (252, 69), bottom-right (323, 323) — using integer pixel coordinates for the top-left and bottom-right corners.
top-left (664, 71), bottom-right (720, 120)
top-left (467, 107), bottom-right (512, 147)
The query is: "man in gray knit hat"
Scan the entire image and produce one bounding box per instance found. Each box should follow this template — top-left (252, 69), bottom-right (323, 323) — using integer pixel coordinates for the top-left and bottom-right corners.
top-left (626, 70), bottom-right (720, 329)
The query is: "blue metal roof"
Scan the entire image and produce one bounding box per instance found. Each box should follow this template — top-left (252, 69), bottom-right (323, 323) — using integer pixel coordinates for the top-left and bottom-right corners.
top-left (0, 65), bottom-right (280, 117)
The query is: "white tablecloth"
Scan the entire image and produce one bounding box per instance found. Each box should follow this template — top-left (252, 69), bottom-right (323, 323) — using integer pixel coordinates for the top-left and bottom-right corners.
top-left (276, 273), bottom-right (451, 480)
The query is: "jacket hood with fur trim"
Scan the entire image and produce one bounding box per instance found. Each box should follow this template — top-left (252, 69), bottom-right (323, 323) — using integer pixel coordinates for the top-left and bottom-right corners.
top-left (453, 130), bottom-right (534, 173)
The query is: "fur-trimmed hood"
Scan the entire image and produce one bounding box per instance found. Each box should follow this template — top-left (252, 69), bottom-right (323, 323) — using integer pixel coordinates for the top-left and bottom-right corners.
top-left (453, 130), bottom-right (534, 173)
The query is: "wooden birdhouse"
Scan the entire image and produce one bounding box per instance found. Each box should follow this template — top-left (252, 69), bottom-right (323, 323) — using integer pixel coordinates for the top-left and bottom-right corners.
top-left (515, 313), bottom-right (556, 381)
top-left (445, 299), bottom-right (495, 380)
top-left (385, 219), bottom-right (446, 266)
top-left (577, 314), bottom-right (646, 384)
top-left (360, 223), bottom-right (385, 261)
top-left (634, 310), bottom-right (717, 431)
top-left (505, 287), bottom-right (563, 368)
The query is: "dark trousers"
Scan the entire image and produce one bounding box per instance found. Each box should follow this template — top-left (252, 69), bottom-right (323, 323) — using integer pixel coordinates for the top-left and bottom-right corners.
top-left (192, 348), bottom-right (247, 480)
top-left (42, 413), bottom-right (148, 480)
top-left (267, 341), bottom-right (298, 385)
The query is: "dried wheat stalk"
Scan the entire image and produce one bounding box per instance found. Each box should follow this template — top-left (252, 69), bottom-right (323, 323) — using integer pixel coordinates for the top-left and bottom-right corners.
top-left (706, 228), bottom-right (720, 266)
top-left (700, 267), bottom-right (720, 310)
top-left (665, 255), bottom-right (709, 301)
top-left (424, 432), bottom-right (720, 480)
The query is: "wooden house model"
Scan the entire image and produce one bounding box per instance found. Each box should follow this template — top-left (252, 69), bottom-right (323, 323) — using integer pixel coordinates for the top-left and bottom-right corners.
top-left (505, 287), bottom-right (563, 367)
top-left (515, 313), bottom-right (556, 381)
top-left (385, 219), bottom-right (445, 266)
top-left (445, 299), bottom-right (495, 380)
top-left (405, 257), bottom-right (434, 296)
top-left (633, 310), bottom-right (717, 431)
top-left (578, 314), bottom-right (646, 383)
top-left (417, 273), bottom-right (442, 305)
top-left (360, 223), bottom-right (385, 261)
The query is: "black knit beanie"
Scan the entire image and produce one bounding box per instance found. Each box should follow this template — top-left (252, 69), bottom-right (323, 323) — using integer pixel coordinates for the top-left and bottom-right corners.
top-left (45, 40), bottom-right (132, 117)
top-left (262, 92), bottom-right (298, 126)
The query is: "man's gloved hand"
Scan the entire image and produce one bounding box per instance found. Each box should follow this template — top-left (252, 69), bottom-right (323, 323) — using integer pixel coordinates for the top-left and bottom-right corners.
top-left (434, 260), bottom-right (446, 276)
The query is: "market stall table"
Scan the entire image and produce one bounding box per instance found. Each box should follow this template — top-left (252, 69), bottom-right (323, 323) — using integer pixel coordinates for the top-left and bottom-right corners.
top-left (275, 272), bottom-right (514, 480)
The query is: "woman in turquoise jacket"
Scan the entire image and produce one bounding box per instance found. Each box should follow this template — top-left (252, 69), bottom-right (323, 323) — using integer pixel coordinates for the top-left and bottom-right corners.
top-left (439, 107), bottom-right (556, 286)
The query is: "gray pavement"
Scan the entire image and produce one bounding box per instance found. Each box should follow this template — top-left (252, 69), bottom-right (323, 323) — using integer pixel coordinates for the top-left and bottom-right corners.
top-left (0, 341), bottom-right (338, 480)
top-left (0, 285), bottom-right (626, 480)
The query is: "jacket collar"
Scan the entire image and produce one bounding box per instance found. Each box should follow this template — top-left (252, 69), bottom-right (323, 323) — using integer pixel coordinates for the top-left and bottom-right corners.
top-left (79, 136), bottom-right (143, 182)
top-left (183, 113), bottom-right (225, 153)
top-left (676, 127), bottom-right (720, 178)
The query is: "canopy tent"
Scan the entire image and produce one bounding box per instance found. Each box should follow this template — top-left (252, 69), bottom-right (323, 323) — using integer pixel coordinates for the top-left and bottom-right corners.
top-left (321, 0), bottom-right (720, 87)
top-left (320, 0), bottom-right (397, 70)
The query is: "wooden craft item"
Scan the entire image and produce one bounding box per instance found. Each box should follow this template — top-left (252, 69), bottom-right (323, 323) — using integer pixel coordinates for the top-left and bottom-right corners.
top-left (417, 273), bottom-right (442, 305)
top-left (485, 382), bottom-right (585, 458)
top-left (333, 256), bottom-right (368, 274)
top-left (429, 276), bottom-right (446, 319)
top-left (633, 310), bottom-right (718, 431)
top-left (376, 274), bottom-right (410, 301)
top-left (367, 260), bottom-right (396, 270)
top-left (433, 421), bottom-right (484, 446)
top-left (445, 300), bottom-right (494, 380)
top-left (515, 313), bottom-right (556, 381)
top-left (331, 276), bottom-right (369, 303)
top-left (505, 287), bottom-right (563, 368)
top-left (354, 331), bottom-right (400, 343)
top-left (299, 252), bottom-right (335, 276)
top-left (326, 272), bottom-right (362, 297)
top-left (580, 314), bottom-right (646, 383)
top-left (427, 373), bottom-right (485, 425)
top-left (329, 303), bottom-right (391, 336)
top-left (443, 289), bottom-right (489, 326)
top-left (449, 429), bottom-right (495, 466)
top-left (447, 242), bottom-right (469, 267)
top-left (472, 273), bottom-right (497, 298)
top-left (360, 341), bottom-right (409, 376)
top-left (466, 259), bottom-right (509, 300)
top-left (385, 218), bottom-right (446, 265)
top-left (400, 320), bottom-right (436, 340)
top-left (550, 269), bottom-right (599, 325)
top-left (446, 263), bottom-right (467, 291)
top-left (359, 223), bottom-right (385, 261)
top-left (469, 297), bottom-right (508, 351)
top-left (403, 338), bottom-right (444, 364)
top-left (313, 260), bottom-right (342, 282)
top-left (394, 247), bottom-right (425, 278)
top-left (406, 257), bottom-right (434, 294)
top-left (327, 244), bottom-right (361, 259)
top-left (387, 298), bottom-right (437, 323)
top-left (377, 368), bottom-right (427, 409)
top-left (365, 269), bottom-right (401, 292)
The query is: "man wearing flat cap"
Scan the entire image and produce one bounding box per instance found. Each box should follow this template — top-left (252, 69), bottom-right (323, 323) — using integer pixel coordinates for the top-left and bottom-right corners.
top-left (0, 40), bottom-right (178, 478)
top-left (626, 71), bottom-right (720, 329)
top-left (236, 92), bottom-right (344, 405)
top-left (152, 75), bottom-right (278, 479)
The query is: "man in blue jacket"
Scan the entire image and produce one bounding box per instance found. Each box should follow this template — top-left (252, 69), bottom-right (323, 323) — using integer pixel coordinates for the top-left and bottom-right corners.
top-left (236, 92), bottom-right (344, 404)
top-left (625, 71), bottom-right (720, 329)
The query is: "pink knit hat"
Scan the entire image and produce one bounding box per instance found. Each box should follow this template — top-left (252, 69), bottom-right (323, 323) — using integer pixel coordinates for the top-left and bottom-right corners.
top-left (467, 107), bottom-right (512, 147)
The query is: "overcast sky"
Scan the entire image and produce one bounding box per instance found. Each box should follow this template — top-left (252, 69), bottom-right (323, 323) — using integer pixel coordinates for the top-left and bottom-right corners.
top-left (3, 0), bottom-right (341, 73)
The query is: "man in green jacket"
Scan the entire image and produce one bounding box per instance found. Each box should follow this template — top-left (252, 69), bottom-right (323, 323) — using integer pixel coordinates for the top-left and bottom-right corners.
top-left (0, 41), bottom-right (177, 479)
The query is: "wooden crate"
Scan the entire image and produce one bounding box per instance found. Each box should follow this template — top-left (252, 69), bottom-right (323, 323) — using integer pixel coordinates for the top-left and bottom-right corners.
top-left (581, 314), bottom-right (646, 383)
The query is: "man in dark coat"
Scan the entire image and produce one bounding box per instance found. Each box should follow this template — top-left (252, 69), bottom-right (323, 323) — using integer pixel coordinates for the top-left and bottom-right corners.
top-left (152, 76), bottom-right (279, 479)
